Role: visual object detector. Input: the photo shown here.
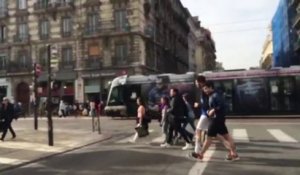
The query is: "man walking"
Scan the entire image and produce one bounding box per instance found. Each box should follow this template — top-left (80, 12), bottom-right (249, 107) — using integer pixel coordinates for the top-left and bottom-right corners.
top-left (0, 97), bottom-right (16, 141)
top-left (161, 88), bottom-right (193, 150)
top-left (194, 76), bottom-right (210, 155)
top-left (191, 82), bottom-right (239, 161)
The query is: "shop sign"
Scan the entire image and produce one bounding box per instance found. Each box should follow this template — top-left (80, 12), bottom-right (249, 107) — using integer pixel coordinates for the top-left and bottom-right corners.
top-left (81, 72), bottom-right (116, 78)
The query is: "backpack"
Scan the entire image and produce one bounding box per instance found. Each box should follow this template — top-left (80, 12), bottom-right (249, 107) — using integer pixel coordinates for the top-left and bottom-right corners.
top-left (144, 109), bottom-right (152, 123)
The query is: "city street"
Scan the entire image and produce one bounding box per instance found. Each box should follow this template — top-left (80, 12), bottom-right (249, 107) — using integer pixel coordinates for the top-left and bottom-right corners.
top-left (1, 117), bottom-right (299, 175)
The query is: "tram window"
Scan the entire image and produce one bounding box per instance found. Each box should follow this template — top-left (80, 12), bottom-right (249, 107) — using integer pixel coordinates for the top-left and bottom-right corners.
top-left (108, 86), bottom-right (124, 105)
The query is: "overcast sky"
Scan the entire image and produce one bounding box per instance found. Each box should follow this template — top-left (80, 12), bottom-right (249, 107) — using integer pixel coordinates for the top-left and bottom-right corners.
top-left (181, 0), bottom-right (280, 69)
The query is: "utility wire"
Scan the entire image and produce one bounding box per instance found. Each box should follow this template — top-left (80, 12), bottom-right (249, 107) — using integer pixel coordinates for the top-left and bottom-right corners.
top-left (206, 19), bottom-right (270, 26)
top-left (213, 27), bottom-right (268, 34)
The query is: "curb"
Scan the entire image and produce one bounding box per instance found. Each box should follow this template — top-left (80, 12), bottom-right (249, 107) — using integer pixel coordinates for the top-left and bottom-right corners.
top-left (0, 134), bottom-right (112, 173)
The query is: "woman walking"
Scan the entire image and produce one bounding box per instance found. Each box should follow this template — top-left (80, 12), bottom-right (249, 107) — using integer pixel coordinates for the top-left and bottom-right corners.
top-left (131, 97), bottom-right (149, 142)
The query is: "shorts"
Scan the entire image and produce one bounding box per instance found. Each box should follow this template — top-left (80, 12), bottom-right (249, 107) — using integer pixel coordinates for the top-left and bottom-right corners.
top-left (196, 114), bottom-right (210, 131)
top-left (207, 120), bottom-right (228, 137)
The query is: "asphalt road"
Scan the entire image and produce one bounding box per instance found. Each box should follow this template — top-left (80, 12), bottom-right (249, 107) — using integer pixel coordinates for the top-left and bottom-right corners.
top-left (2, 118), bottom-right (300, 175)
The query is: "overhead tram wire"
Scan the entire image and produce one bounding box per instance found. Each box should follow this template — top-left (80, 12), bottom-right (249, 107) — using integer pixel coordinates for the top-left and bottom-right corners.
top-left (212, 27), bottom-right (269, 34)
top-left (206, 18), bottom-right (270, 26)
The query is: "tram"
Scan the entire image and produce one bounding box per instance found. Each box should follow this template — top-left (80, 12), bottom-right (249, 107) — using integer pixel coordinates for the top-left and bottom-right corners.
top-left (104, 67), bottom-right (300, 117)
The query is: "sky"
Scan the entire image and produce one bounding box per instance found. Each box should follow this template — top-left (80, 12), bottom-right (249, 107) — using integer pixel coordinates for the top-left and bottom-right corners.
top-left (181, 0), bottom-right (280, 69)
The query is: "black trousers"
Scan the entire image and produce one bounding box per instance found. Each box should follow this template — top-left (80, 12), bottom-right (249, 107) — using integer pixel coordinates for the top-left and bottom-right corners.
top-left (1, 121), bottom-right (16, 140)
top-left (167, 118), bottom-right (191, 144)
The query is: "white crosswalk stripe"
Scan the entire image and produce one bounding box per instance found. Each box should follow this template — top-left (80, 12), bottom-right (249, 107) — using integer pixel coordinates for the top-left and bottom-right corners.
top-left (267, 129), bottom-right (298, 143)
top-left (0, 141), bottom-right (63, 152)
top-left (232, 129), bottom-right (250, 142)
top-left (116, 129), bottom-right (155, 144)
top-left (0, 157), bottom-right (27, 165)
top-left (188, 147), bottom-right (216, 175)
top-left (151, 135), bottom-right (165, 144)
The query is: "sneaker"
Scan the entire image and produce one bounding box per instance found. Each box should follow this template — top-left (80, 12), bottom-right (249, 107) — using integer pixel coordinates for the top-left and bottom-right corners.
top-left (225, 154), bottom-right (240, 161)
top-left (160, 143), bottom-right (171, 148)
top-left (182, 143), bottom-right (193, 150)
top-left (188, 152), bottom-right (203, 160)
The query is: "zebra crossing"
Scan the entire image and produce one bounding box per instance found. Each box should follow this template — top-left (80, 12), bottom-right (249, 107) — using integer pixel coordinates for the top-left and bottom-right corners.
top-left (114, 127), bottom-right (299, 145)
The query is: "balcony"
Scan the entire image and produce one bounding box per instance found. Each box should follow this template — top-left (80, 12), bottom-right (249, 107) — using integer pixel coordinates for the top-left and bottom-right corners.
top-left (84, 0), bottom-right (102, 7)
top-left (13, 34), bottom-right (30, 44)
top-left (83, 27), bottom-right (100, 37)
top-left (61, 31), bottom-right (72, 38)
top-left (0, 8), bottom-right (8, 19)
top-left (80, 58), bottom-right (102, 69)
top-left (59, 61), bottom-right (75, 70)
top-left (7, 61), bottom-right (32, 73)
top-left (33, 1), bottom-right (48, 13)
top-left (40, 34), bottom-right (49, 40)
top-left (56, 0), bottom-right (75, 11)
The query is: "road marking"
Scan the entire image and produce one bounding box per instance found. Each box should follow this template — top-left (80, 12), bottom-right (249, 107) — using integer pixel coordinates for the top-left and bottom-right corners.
top-left (0, 141), bottom-right (63, 152)
top-left (233, 129), bottom-right (249, 142)
top-left (116, 129), bottom-right (154, 143)
top-left (151, 135), bottom-right (165, 143)
top-left (0, 157), bottom-right (27, 165)
top-left (188, 147), bottom-right (216, 175)
top-left (267, 129), bottom-right (298, 143)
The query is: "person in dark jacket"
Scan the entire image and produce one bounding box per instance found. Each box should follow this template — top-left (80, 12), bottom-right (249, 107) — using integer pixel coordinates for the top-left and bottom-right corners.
top-left (0, 97), bottom-right (16, 141)
top-left (160, 88), bottom-right (193, 150)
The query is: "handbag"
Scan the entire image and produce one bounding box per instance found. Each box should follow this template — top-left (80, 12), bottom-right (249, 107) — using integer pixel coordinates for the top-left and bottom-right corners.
top-left (135, 126), bottom-right (148, 137)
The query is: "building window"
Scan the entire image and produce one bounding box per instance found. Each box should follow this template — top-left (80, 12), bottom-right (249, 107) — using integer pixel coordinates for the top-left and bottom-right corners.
top-left (62, 47), bottom-right (72, 64)
top-left (39, 19), bottom-right (49, 40)
top-left (39, 47), bottom-right (48, 67)
top-left (115, 9), bottom-right (128, 32)
top-left (0, 0), bottom-right (7, 9)
top-left (115, 43), bottom-right (128, 63)
top-left (17, 0), bottom-right (27, 10)
top-left (17, 50), bottom-right (30, 68)
top-left (0, 25), bottom-right (6, 43)
top-left (18, 23), bottom-right (28, 39)
top-left (86, 13), bottom-right (98, 34)
top-left (61, 16), bottom-right (72, 37)
top-left (0, 54), bottom-right (6, 70)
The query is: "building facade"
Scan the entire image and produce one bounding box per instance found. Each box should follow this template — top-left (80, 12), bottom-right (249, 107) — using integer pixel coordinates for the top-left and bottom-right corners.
top-left (187, 16), bottom-right (216, 73)
top-left (260, 26), bottom-right (273, 69)
top-left (0, 0), bottom-right (191, 109)
top-left (272, 0), bottom-right (300, 67)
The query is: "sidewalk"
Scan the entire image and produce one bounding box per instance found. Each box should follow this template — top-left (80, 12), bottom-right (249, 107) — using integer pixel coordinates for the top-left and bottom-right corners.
top-left (0, 118), bottom-right (112, 172)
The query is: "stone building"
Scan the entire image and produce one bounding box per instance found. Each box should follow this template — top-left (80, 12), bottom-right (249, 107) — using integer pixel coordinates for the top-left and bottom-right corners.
top-left (0, 0), bottom-right (191, 109)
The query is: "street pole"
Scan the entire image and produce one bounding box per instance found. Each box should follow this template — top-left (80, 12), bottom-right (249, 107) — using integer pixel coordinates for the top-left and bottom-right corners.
top-left (33, 63), bottom-right (38, 130)
top-left (47, 45), bottom-right (54, 146)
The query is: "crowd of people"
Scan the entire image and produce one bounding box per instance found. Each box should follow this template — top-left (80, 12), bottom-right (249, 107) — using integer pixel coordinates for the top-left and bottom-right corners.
top-left (132, 75), bottom-right (240, 161)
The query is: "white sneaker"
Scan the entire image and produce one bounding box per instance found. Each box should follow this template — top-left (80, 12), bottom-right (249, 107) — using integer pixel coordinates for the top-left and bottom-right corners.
top-left (160, 143), bottom-right (171, 148)
top-left (182, 143), bottom-right (193, 150)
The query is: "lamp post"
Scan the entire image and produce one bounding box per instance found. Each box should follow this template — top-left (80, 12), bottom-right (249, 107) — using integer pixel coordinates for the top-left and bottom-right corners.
top-left (47, 45), bottom-right (54, 146)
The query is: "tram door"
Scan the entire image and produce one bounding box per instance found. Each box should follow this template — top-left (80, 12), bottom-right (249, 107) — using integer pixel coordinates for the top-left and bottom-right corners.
top-left (269, 77), bottom-right (296, 113)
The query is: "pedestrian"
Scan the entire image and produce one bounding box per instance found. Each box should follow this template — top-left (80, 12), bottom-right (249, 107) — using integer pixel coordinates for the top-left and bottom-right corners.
top-left (58, 100), bottom-right (66, 117)
top-left (190, 81), bottom-right (239, 161)
top-left (160, 96), bottom-right (170, 144)
top-left (161, 88), bottom-right (193, 150)
top-left (131, 97), bottom-right (149, 142)
top-left (182, 93), bottom-right (196, 132)
top-left (193, 75), bottom-right (210, 155)
top-left (0, 97), bottom-right (16, 141)
top-left (89, 100), bottom-right (96, 117)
